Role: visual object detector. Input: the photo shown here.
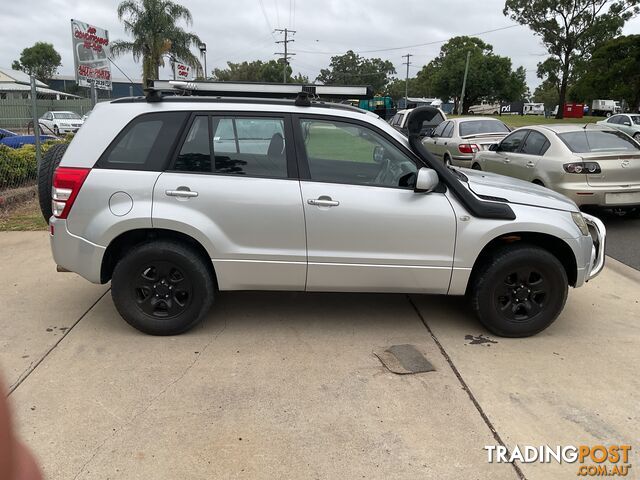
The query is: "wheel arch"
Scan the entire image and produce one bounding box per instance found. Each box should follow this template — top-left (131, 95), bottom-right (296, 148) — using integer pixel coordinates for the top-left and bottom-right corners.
top-left (467, 231), bottom-right (578, 292)
top-left (100, 228), bottom-right (216, 285)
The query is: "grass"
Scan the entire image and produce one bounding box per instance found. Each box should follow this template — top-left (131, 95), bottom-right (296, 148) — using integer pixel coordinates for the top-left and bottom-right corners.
top-left (448, 114), bottom-right (607, 128)
top-left (0, 196), bottom-right (48, 231)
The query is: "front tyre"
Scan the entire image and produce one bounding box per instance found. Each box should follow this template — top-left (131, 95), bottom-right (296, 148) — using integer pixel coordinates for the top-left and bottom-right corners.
top-left (111, 241), bottom-right (215, 335)
top-left (470, 245), bottom-right (568, 337)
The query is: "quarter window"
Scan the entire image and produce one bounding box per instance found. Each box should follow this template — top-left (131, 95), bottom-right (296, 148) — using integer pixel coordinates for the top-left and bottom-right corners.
top-left (299, 119), bottom-right (417, 188)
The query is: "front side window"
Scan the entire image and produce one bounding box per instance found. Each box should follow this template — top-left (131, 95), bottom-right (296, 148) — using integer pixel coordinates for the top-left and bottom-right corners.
top-left (499, 130), bottom-right (528, 153)
top-left (631, 116), bottom-right (640, 125)
top-left (299, 119), bottom-right (417, 188)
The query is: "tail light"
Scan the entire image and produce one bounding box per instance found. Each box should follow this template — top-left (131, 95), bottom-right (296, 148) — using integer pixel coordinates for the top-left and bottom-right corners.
top-left (52, 167), bottom-right (91, 219)
top-left (563, 162), bottom-right (601, 174)
top-left (458, 144), bottom-right (480, 154)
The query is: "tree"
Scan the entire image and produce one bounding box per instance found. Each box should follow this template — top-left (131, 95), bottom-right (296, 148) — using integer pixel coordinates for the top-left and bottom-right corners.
top-left (316, 50), bottom-right (396, 93)
top-left (111, 0), bottom-right (203, 85)
top-left (426, 36), bottom-right (527, 113)
top-left (213, 60), bottom-right (308, 83)
top-left (12, 42), bottom-right (62, 82)
top-left (573, 35), bottom-right (640, 111)
top-left (504, 0), bottom-right (640, 118)
top-left (533, 79), bottom-right (560, 110)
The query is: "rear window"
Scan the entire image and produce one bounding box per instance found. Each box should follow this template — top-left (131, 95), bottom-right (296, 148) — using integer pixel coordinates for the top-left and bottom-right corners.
top-left (558, 130), bottom-right (640, 153)
top-left (459, 120), bottom-right (510, 137)
top-left (99, 112), bottom-right (188, 170)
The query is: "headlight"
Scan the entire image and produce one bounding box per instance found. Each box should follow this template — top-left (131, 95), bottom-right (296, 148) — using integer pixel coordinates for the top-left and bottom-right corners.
top-left (571, 212), bottom-right (589, 236)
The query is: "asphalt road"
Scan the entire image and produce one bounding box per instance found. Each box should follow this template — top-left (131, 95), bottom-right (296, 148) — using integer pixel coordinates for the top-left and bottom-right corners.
top-left (597, 210), bottom-right (640, 271)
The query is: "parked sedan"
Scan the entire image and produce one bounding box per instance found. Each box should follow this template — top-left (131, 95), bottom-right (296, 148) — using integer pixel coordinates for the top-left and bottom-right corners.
top-left (39, 111), bottom-right (84, 136)
top-left (472, 124), bottom-right (640, 212)
top-left (596, 114), bottom-right (640, 142)
top-left (421, 117), bottom-right (510, 167)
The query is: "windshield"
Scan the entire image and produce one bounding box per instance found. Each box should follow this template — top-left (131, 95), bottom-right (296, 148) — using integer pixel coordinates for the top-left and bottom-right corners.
top-left (53, 112), bottom-right (81, 120)
top-left (459, 120), bottom-right (510, 136)
top-left (559, 130), bottom-right (640, 153)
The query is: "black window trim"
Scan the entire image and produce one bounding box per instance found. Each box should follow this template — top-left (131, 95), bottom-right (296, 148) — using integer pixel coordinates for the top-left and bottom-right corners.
top-left (519, 130), bottom-right (550, 156)
top-left (499, 129), bottom-right (530, 154)
top-left (166, 111), bottom-right (298, 180)
top-left (291, 113), bottom-right (445, 192)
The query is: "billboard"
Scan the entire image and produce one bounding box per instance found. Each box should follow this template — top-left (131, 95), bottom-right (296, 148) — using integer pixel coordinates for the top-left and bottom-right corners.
top-left (173, 61), bottom-right (193, 80)
top-left (71, 19), bottom-right (112, 90)
top-left (500, 101), bottom-right (524, 115)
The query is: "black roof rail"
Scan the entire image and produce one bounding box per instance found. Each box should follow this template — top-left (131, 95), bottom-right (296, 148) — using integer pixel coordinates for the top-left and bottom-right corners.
top-left (143, 80), bottom-right (373, 104)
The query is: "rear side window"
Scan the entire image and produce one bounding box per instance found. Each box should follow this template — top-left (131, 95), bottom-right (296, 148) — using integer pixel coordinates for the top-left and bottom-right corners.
top-left (559, 130), bottom-right (640, 153)
top-left (520, 131), bottom-right (550, 156)
top-left (99, 112), bottom-right (188, 170)
top-left (442, 122), bottom-right (454, 138)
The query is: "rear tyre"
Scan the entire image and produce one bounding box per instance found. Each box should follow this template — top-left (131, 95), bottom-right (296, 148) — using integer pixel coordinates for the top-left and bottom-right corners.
top-left (469, 244), bottom-right (568, 337)
top-left (37, 143), bottom-right (68, 222)
top-left (471, 163), bottom-right (482, 170)
top-left (111, 241), bottom-right (215, 335)
top-left (444, 155), bottom-right (452, 167)
top-left (532, 179), bottom-right (545, 187)
top-left (53, 125), bottom-right (60, 136)
top-left (633, 133), bottom-right (640, 143)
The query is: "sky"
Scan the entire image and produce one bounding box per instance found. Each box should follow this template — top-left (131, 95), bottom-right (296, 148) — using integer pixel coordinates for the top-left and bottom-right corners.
top-left (2, 0), bottom-right (639, 91)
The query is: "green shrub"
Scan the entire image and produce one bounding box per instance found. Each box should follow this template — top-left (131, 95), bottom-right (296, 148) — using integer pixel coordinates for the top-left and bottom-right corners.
top-left (0, 139), bottom-right (70, 190)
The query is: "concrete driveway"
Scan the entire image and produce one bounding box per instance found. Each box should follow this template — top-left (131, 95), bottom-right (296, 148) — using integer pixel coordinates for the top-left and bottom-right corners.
top-left (1, 231), bottom-right (639, 480)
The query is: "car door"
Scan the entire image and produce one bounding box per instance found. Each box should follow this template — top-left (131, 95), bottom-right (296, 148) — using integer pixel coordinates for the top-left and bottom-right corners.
top-left (153, 113), bottom-right (307, 291)
top-left (294, 116), bottom-right (456, 294)
top-left (509, 130), bottom-right (551, 181)
top-left (486, 130), bottom-right (529, 176)
top-left (421, 121), bottom-right (446, 158)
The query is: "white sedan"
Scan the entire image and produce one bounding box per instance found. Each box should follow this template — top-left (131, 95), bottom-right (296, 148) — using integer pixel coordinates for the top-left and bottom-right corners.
top-left (472, 124), bottom-right (640, 213)
top-left (39, 111), bottom-right (84, 136)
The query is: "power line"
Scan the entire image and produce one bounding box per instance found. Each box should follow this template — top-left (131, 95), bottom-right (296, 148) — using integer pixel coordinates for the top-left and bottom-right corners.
top-left (257, 0), bottom-right (276, 39)
top-left (275, 28), bottom-right (296, 82)
top-left (294, 24), bottom-right (521, 55)
top-left (275, 0), bottom-right (280, 26)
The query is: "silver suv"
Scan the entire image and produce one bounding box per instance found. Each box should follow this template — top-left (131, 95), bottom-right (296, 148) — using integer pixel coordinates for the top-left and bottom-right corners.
top-left (48, 82), bottom-right (605, 337)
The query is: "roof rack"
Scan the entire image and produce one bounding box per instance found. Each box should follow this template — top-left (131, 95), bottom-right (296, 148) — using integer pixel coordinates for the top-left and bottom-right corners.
top-left (144, 80), bottom-right (373, 106)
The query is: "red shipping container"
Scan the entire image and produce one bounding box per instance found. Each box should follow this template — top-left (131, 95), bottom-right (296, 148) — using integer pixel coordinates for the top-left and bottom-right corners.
top-left (563, 103), bottom-right (584, 118)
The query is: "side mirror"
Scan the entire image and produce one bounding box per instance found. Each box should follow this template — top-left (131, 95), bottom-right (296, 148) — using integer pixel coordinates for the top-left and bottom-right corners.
top-left (373, 145), bottom-right (385, 163)
top-left (414, 168), bottom-right (439, 193)
top-left (623, 121), bottom-right (631, 126)
top-left (488, 143), bottom-right (499, 151)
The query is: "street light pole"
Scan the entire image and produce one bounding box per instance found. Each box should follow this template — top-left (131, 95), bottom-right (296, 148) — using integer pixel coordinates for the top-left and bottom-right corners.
top-left (459, 51), bottom-right (471, 115)
top-left (402, 53), bottom-right (412, 109)
top-left (199, 43), bottom-right (207, 79)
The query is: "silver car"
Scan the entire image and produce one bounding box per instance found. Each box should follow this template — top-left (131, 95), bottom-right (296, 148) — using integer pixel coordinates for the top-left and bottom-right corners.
top-left (596, 114), bottom-right (640, 142)
top-left (421, 117), bottom-right (510, 167)
top-left (48, 86), bottom-right (604, 337)
top-left (39, 111), bottom-right (84, 136)
top-left (472, 124), bottom-right (640, 211)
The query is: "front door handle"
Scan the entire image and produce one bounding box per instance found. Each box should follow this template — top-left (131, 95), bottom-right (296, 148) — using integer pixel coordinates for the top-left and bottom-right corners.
top-left (308, 197), bottom-right (339, 207)
top-left (166, 188), bottom-right (198, 198)
top-left (503, 157), bottom-right (511, 163)
top-left (526, 161), bottom-right (535, 168)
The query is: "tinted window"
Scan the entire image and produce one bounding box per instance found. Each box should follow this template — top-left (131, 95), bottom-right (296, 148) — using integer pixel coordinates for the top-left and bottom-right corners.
top-left (300, 119), bottom-right (417, 188)
top-left (459, 120), bottom-right (510, 137)
top-left (175, 116), bottom-right (211, 172)
top-left (212, 117), bottom-right (287, 178)
top-left (432, 122), bottom-right (446, 137)
top-left (559, 130), bottom-right (640, 153)
top-left (520, 131), bottom-right (550, 156)
top-left (100, 112), bottom-right (188, 170)
top-left (442, 122), bottom-right (454, 138)
top-left (499, 130), bottom-right (528, 153)
top-left (608, 115), bottom-right (623, 124)
top-left (632, 116), bottom-right (640, 125)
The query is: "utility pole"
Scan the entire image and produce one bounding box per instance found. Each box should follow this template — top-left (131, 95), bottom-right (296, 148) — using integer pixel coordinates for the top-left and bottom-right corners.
top-left (402, 53), bottom-right (412, 109)
top-left (275, 28), bottom-right (296, 83)
top-left (459, 51), bottom-right (471, 115)
top-left (30, 76), bottom-right (41, 166)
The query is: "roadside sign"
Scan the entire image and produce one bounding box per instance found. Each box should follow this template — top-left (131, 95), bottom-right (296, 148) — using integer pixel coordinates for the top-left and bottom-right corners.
top-left (70, 19), bottom-right (112, 90)
top-left (173, 61), bottom-right (192, 81)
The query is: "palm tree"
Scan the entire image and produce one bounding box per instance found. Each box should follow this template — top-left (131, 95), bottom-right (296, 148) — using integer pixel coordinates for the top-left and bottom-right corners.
top-left (111, 0), bottom-right (203, 85)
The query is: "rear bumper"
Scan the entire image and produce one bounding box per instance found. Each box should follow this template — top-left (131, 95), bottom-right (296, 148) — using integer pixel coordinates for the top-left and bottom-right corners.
top-left (50, 218), bottom-right (105, 284)
top-left (450, 155), bottom-right (473, 168)
top-left (554, 182), bottom-right (640, 207)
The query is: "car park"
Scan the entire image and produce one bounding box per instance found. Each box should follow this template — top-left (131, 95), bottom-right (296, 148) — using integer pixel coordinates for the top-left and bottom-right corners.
top-left (421, 117), bottom-right (510, 167)
top-left (472, 124), bottom-right (640, 213)
top-left (388, 107), bottom-right (446, 138)
top-left (596, 114), bottom-right (640, 142)
top-left (39, 111), bottom-right (84, 136)
top-left (46, 81), bottom-right (604, 338)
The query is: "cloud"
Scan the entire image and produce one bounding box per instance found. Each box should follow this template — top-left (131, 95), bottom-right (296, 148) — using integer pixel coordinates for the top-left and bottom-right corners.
top-left (2, 0), bottom-right (639, 90)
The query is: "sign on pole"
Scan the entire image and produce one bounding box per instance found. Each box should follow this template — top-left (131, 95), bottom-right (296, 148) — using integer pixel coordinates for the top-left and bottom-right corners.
top-left (71, 19), bottom-right (112, 91)
top-left (173, 61), bottom-right (192, 81)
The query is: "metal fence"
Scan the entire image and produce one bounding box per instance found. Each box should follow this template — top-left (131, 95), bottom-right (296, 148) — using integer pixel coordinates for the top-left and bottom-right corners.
top-left (0, 98), bottom-right (94, 130)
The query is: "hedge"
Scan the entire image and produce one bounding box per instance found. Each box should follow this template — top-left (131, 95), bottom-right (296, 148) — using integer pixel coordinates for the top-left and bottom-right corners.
top-left (0, 138), bottom-right (70, 190)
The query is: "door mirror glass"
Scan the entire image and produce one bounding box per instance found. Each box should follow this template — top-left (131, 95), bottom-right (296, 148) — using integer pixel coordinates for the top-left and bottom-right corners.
top-left (489, 143), bottom-right (499, 151)
top-left (415, 168), bottom-right (439, 193)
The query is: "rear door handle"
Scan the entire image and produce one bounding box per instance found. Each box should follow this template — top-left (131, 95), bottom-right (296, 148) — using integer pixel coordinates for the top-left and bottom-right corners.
top-left (526, 161), bottom-right (535, 168)
top-left (166, 188), bottom-right (198, 198)
top-left (308, 197), bottom-right (339, 207)
top-left (503, 157), bottom-right (510, 163)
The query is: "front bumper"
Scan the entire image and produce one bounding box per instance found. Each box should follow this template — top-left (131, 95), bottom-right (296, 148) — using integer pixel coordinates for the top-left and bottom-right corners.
top-left (582, 213), bottom-right (606, 281)
top-left (50, 218), bottom-right (105, 284)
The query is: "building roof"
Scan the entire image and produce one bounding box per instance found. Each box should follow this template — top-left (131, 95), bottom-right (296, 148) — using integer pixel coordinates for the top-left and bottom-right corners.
top-left (0, 68), bottom-right (79, 98)
top-left (0, 67), bottom-right (48, 87)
